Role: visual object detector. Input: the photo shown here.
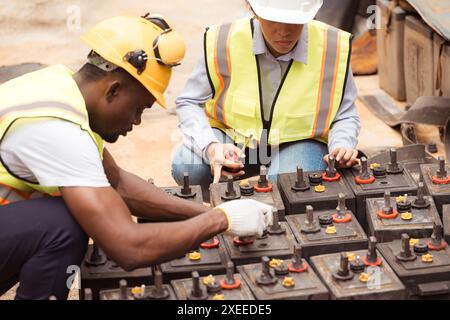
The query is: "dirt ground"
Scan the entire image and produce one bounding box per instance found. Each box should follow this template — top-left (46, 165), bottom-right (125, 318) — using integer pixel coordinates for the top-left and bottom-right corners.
top-left (0, 0), bottom-right (442, 300)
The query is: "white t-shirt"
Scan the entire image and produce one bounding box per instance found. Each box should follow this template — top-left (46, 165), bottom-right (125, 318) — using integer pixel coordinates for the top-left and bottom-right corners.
top-left (0, 119), bottom-right (110, 187)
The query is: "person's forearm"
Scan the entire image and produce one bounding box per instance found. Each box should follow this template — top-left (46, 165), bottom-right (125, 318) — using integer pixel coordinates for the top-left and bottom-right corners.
top-left (128, 208), bottom-right (228, 269)
top-left (116, 168), bottom-right (209, 221)
top-left (61, 186), bottom-right (227, 271)
top-left (328, 116), bottom-right (361, 152)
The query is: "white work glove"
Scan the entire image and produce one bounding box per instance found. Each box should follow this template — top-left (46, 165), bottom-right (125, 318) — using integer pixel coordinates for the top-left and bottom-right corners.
top-left (215, 199), bottom-right (274, 237)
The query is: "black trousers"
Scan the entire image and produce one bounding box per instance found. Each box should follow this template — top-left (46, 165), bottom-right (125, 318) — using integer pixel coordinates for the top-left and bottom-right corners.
top-left (0, 197), bottom-right (88, 300)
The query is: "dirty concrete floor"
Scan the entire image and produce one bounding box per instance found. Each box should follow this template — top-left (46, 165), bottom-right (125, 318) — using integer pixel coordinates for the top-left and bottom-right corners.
top-left (0, 0), bottom-right (441, 300)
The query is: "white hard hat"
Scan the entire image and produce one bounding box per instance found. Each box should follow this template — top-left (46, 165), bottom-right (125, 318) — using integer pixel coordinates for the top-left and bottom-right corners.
top-left (248, 0), bottom-right (323, 24)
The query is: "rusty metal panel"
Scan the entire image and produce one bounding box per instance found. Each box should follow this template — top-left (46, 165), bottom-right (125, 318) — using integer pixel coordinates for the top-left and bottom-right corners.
top-left (366, 187), bottom-right (442, 242)
top-left (237, 255), bottom-right (328, 300)
top-left (171, 272), bottom-right (255, 300)
top-left (406, 0), bottom-right (450, 42)
top-left (210, 172), bottom-right (285, 220)
top-left (278, 168), bottom-right (355, 216)
top-left (310, 245), bottom-right (406, 300)
top-left (80, 244), bottom-right (152, 300)
top-left (343, 151), bottom-right (418, 231)
top-left (378, 232), bottom-right (450, 298)
top-left (286, 206), bottom-right (368, 259)
top-left (433, 33), bottom-right (450, 98)
top-left (377, 0), bottom-right (407, 101)
top-left (160, 237), bottom-right (229, 281)
top-left (221, 222), bottom-right (296, 266)
top-left (444, 205), bottom-right (450, 245)
top-left (404, 15), bottom-right (435, 105)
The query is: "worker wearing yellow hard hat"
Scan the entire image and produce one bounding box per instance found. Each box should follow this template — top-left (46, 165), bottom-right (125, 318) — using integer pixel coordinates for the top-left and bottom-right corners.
top-left (0, 13), bottom-right (274, 300)
top-left (172, 0), bottom-right (361, 200)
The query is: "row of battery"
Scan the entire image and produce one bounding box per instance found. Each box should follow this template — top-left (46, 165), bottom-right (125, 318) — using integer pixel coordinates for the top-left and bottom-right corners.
top-left (80, 148), bottom-right (450, 300)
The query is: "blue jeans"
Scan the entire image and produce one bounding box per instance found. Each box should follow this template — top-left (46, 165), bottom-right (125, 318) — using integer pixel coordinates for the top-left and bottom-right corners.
top-left (172, 129), bottom-right (328, 201)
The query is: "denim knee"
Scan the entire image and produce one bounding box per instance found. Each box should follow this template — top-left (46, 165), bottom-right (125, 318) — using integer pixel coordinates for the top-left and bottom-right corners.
top-left (171, 144), bottom-right (212, 187)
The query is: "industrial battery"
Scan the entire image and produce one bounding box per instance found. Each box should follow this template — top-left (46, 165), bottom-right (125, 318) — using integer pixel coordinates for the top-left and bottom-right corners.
top-left (366, 183), bottom-right (442, 242)
top-left (278, 155), bottom-right (356, 215)
top-left (99, 268), bottom-right (177, 300)
top-left (171, 263), bottom-right (255, 300)
top-left (237, 245), bottom-right (329, 300)
top-left (310, 237), bottom-right (406, 299)
top-left (221, 208), bottom-right (297, 266)
top-left (342, 150), bottom-right (418, 231)
top-left (285, 193), bottom-right (368, 259)
top-left (137, 173), bottom-right (203, 223)
top-left (420, 157), bottom-right (450, 217)
top-left (210, 165), bottom-right (285, 220)
top-left (160, 237), bottom-right (230, 281)
top-left (378, 227), bottom-right (450, 299)
top-left (79, 243), bottom-right (152, 300)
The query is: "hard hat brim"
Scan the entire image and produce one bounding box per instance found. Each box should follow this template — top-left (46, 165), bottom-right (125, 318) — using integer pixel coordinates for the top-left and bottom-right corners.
top-left (248, 0), bottom-right (323, 24)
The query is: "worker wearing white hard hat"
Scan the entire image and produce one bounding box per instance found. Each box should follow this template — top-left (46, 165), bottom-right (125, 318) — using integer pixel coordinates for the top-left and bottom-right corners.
top-left (248, 0), bottom-right (324, 24)
top-left (172, 0), bottom-right (361, 200)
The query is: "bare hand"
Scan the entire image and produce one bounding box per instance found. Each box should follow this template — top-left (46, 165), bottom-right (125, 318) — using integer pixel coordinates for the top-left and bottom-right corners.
top-left (207, 143), bottom-right (245, 183)
top-left (324, 148), bottom-right (359, 168)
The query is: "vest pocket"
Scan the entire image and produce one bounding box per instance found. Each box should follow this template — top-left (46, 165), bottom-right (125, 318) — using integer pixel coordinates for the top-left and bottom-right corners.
top-left (281, 112), bottom-right (317, 139)
top-left (229, 94), bottom-right (257, 136)
top-left (231, 94), bottom-right (257, 118)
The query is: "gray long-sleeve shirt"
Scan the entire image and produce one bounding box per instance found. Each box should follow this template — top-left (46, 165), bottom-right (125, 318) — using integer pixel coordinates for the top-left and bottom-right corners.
top-left (175, 20), bottom-right (361, 161)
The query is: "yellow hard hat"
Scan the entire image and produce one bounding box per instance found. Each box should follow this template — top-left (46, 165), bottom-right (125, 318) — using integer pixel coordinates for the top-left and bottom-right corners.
top-left (80, 14), bottom-right (186, 108)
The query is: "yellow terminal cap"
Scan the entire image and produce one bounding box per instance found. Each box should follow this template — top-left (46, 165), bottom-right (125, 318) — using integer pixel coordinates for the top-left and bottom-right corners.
top-left (314, 185), bottom-right (326, 193)
top-left (212, 294), bottom-right (225, 300)
top-left (239, 179), bottom-right (250, 187)
top-left (359, 273), bottom-right (371, 283)
top-left (203, 275), bottom-right (216, 286)
top-left (346, 252), bottom-right (356, 262)
top-left (325, 226), bottom-right (337, 234)
top-left (269, 259), bottom-right (283, 268)
top-left (282, 277), bottom-right (295, 288)
top-left (396, 195), bottom-right (407, 203)
top-left (401, 212), bottom-right (413, 221)
top-left (189, 251), bottom-right (201, 261)
top-left (131, 286), bottom-right (142, 296)
top-left (422, 254), bottom-right (433, 263)
top-left (370, 163), bottom-right (381, 169)
top-left (409, 238), bottom-right (420, 246)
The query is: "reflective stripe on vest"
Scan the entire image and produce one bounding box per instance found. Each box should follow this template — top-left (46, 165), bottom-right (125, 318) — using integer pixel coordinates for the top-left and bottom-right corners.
top-left (0, 65), bottom-right (104, 205)
top-left (204, 17), bottom-right (351, 146)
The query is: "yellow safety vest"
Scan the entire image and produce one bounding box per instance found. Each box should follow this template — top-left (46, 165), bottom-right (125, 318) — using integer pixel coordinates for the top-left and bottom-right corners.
top-left (0, 64), bottom-right (104, 205)
top-left (204, 17), bottom-right (351, 147)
